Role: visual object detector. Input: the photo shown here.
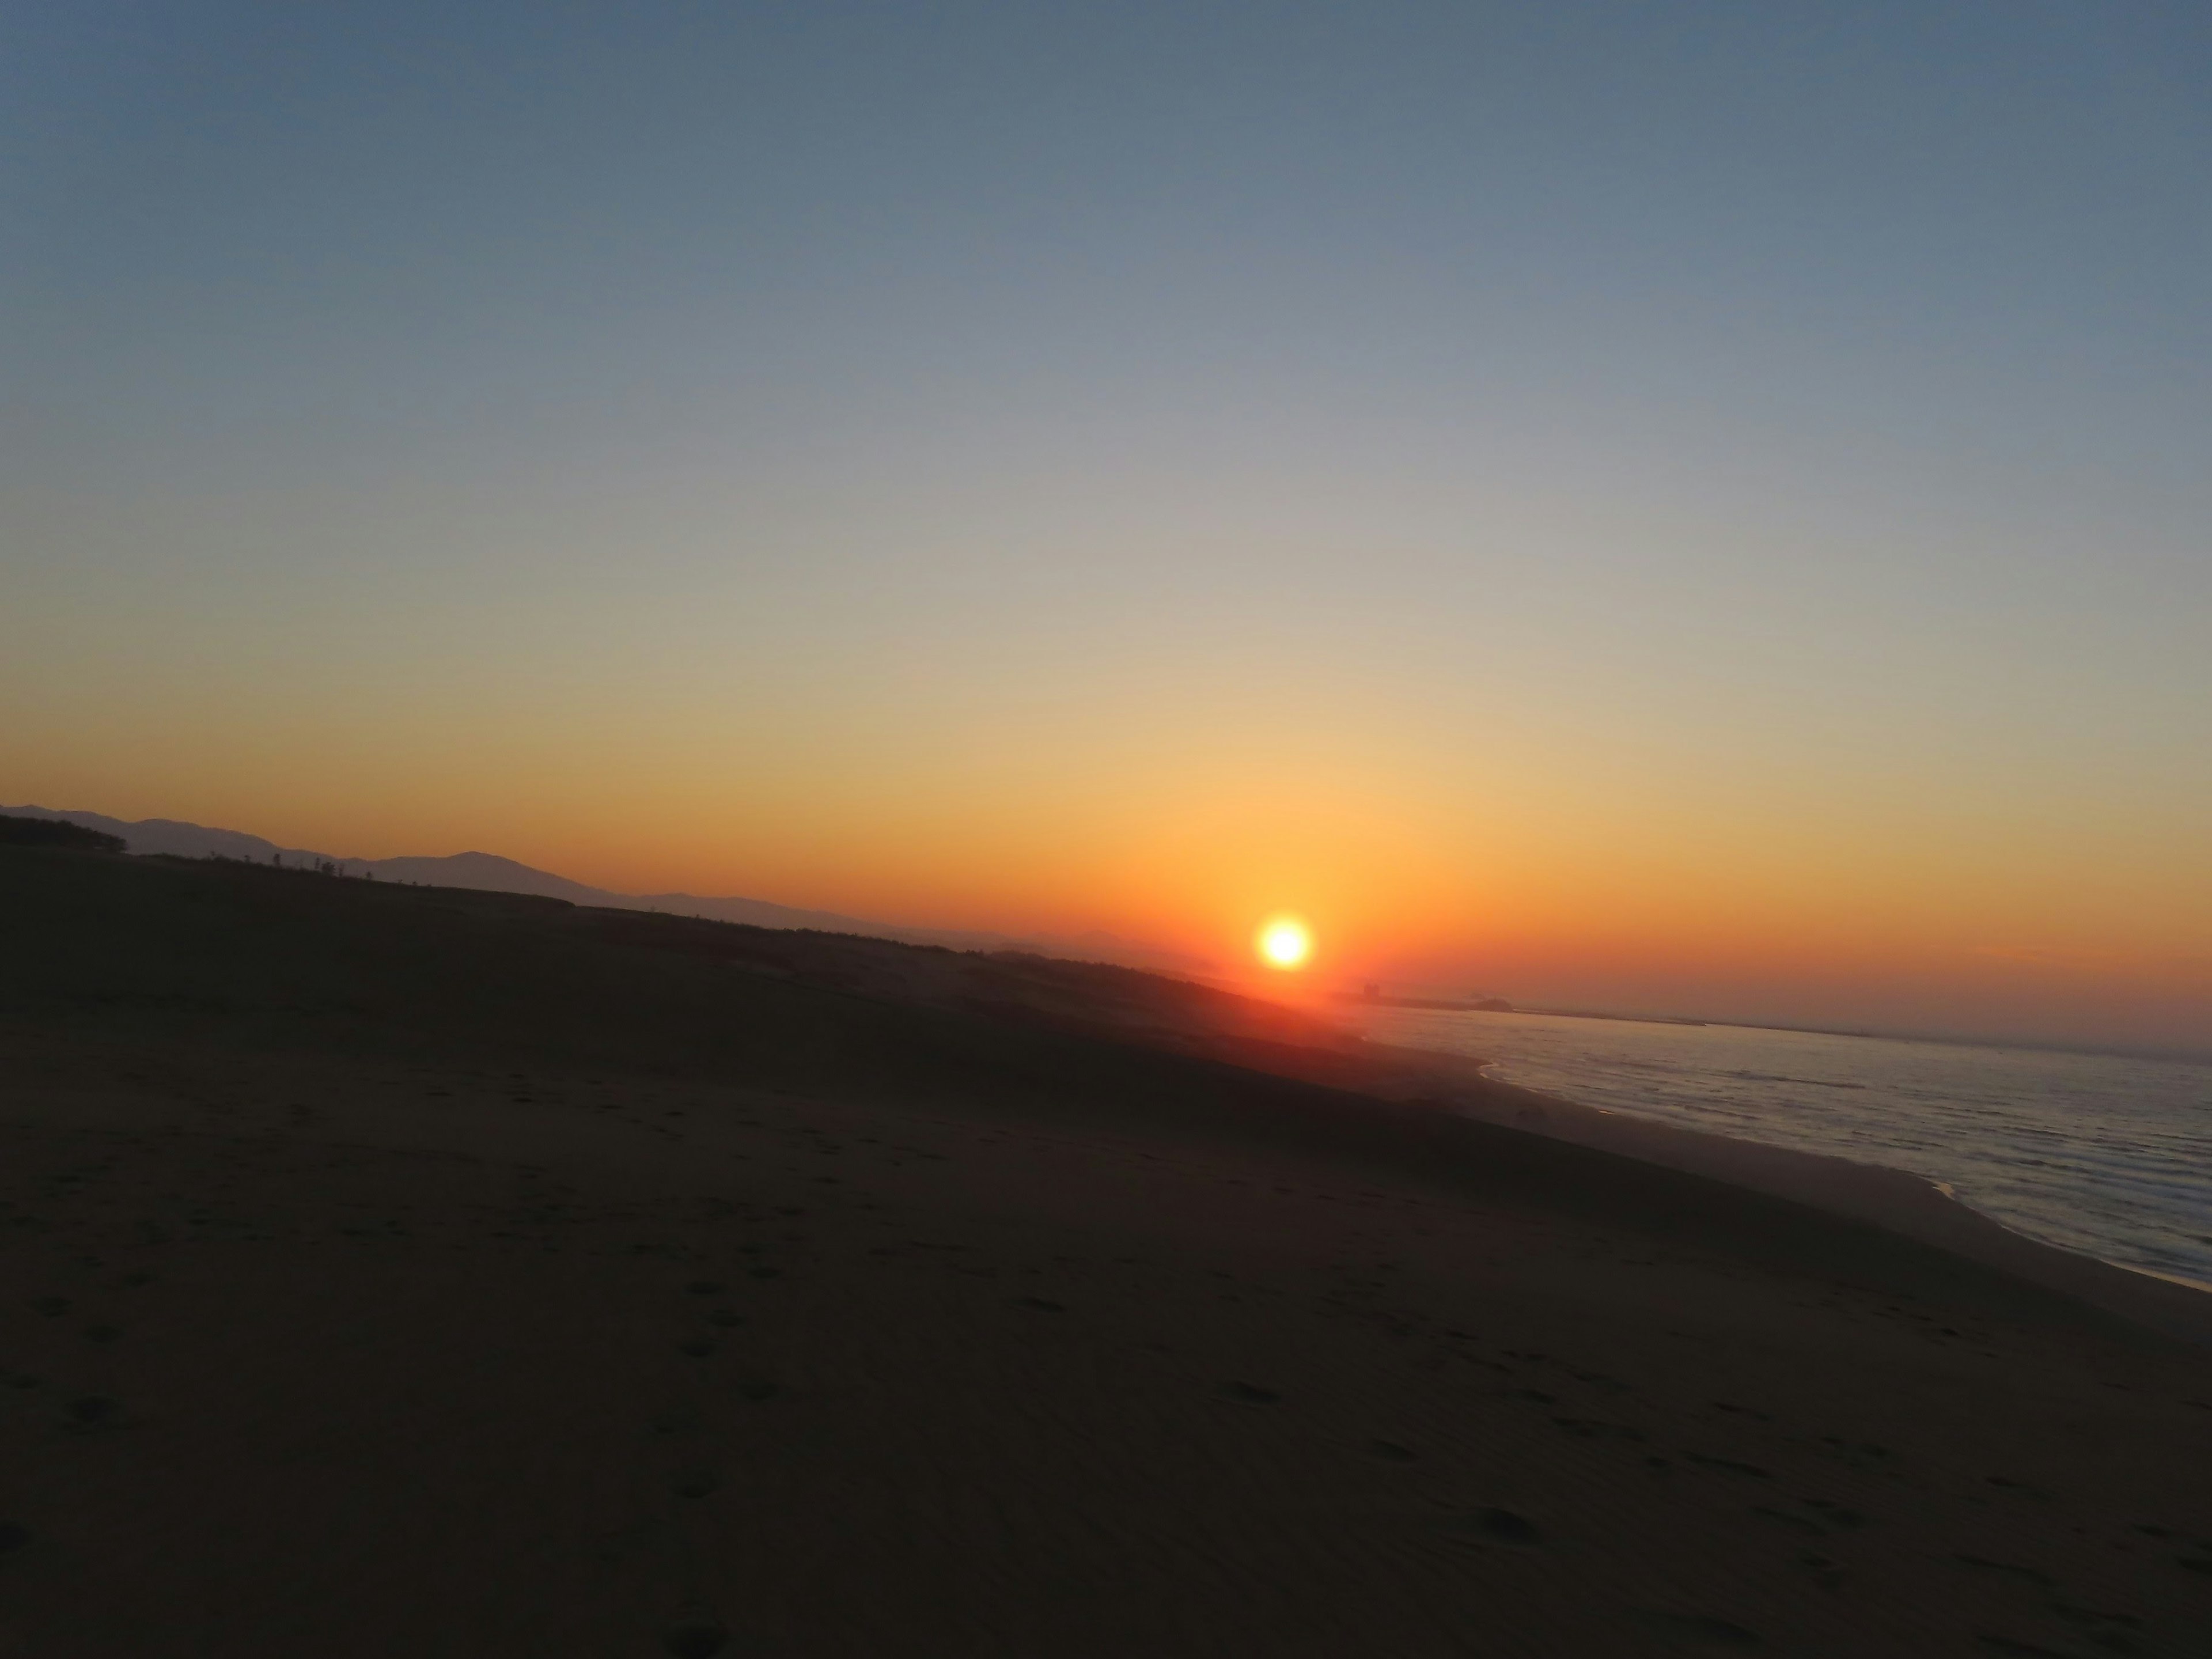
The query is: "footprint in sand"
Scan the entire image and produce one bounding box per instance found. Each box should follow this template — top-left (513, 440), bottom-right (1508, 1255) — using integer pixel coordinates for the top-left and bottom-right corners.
top-left (1687, 1454), bottom-right (1771, 1479)
top-left (1753, 1505), bottom-right (1826, 1536)
top-left (671, 1467), bottom-right (721, 1500)
top-left (1954, 1554), bottom-right (2054, 1588)
top-left (1554, 1416), bottom-right (1643, 1442)
top-left (1631, 1609), bottom-right (1760, 1647)
top-left (649, 1406), bottom-right (703, 1437)
top-left (1711, 1400), bottom-right (1772, 1422)
top-left (661, 1616), bottom-right (728, 1658)
top-left (2047, 1601), bottom-right (2143, 1640)
top-left (1797, 1551), bottom-right (1846, 1588)
top-left (1447, 1508), bottom-right (1541, 1546)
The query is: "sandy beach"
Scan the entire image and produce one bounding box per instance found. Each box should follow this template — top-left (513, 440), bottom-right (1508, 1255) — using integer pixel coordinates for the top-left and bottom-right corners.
top-left (3, 849), bottom-right (2209, 1657)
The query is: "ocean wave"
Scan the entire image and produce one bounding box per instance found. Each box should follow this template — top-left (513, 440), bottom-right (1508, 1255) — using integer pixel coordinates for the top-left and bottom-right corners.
top-left (1363, 1006), bottom-right (2212, 1288)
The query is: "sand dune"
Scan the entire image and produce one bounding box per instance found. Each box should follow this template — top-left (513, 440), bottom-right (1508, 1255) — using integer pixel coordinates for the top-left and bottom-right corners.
top-left (2, 850), bottom-right (2208, 1656)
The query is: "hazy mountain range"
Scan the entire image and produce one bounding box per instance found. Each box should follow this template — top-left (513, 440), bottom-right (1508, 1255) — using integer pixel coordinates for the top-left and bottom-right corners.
top-left (4, 804), bottom-right (1214, 976)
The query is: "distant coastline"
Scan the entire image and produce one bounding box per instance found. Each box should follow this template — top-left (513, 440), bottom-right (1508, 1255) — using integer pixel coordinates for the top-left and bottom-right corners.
top-left (1331, 991), bottom-right (1517, 1016)
top-left (1341, 990), bottom-right (2210, 1066)
top-left (1335, 991), bottom-right (1705, 1027)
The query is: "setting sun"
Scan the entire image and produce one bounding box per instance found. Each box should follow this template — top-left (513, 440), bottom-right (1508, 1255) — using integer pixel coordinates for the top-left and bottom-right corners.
top-left (1256, 917), bottom-right (1313, 970)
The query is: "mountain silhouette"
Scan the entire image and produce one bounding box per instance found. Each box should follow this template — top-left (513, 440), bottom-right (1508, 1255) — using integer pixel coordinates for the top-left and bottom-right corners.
top-left (2, 804), bottom-right (1212, 973)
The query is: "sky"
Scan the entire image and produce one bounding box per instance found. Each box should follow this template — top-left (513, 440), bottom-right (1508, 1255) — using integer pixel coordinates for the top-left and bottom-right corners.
top-left (4, 2), bottom-right (2209, 1052)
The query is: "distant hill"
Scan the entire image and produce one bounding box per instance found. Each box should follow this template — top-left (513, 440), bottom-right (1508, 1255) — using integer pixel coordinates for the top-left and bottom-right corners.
top-left (0, 812), bottom-right (125, 853)
top-left (1, 804), bottom-right (1213, 975)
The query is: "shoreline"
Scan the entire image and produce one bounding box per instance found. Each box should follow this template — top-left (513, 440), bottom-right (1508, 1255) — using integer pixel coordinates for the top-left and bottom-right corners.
top-left (1344, 1037), bottom-right (2212, 1349)
top-left (1338, 994), bottom-right (2212, 1067)
top-left (7, 848), bottom-right (2211, 1654)
top-left (1472, 1056), bottom-right (2212, 1298)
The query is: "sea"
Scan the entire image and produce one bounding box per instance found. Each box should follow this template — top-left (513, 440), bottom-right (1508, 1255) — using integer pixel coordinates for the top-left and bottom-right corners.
top-left (1354, 1006), bottom-right (2212, 1292)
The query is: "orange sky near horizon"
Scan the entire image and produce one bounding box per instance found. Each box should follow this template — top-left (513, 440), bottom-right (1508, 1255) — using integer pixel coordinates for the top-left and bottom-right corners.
top-left (10, 689), bottom-right (2207, 1056)
top-left (6, 5), bottom-right (2209, 1056)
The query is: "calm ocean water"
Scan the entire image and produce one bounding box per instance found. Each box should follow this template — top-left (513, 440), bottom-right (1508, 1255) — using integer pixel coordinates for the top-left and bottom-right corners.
top-left (1356, 1006), bottom-right (2212, 1291)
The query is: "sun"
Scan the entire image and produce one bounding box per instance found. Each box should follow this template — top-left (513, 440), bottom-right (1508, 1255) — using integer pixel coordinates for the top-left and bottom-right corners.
top-left (1256, 916), bottom-right (1312, 971)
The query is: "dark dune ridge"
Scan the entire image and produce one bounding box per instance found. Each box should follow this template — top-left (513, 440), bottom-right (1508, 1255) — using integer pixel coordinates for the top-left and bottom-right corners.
top-left (2, 848), bottom-right (2208, 1656)
top-left (0, 802), bottom-right (1210, 972)
top-left (0, 813), bottom-right (124, 854)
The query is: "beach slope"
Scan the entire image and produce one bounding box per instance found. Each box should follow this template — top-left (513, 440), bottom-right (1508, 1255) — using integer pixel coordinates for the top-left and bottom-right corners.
top-left (2, 850), bottom-right (2207, 1656)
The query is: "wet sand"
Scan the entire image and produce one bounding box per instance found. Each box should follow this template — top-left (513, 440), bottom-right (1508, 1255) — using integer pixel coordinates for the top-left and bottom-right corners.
top-left (1344, 1041), bottom-right (2212, 1351)
top-left (2, 850), bottom-right (2208, 1656)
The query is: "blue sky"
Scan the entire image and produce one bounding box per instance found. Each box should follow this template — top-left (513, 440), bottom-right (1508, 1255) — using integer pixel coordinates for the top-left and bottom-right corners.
top-left (5, 2), bottom-right (2209, 1046)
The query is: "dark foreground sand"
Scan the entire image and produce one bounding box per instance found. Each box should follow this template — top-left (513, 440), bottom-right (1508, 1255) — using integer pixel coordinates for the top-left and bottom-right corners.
top-left (2, 851), bottom-right (2209, 1656)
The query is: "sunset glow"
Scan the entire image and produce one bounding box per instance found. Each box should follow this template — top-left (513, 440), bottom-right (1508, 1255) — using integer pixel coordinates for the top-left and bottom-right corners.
top-left (10, 14), bottom-right (2212, 1650)
top-left (1257, 918), bottom-right (1313, 971)
top-left (3, 6), bottom-right (2207, 1057)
